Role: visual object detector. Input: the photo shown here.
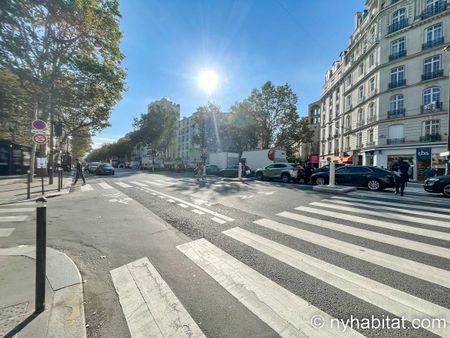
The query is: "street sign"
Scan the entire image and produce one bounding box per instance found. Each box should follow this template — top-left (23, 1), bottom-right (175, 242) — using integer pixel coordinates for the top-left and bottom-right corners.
top-left (36, 157), bottom-right (48, 169)
top-left (32, 120), bottom-right (47, 130)
top-left (440, 151), bottom-right (450, 157)
top-left (33, 133), bottom-right (48, 145)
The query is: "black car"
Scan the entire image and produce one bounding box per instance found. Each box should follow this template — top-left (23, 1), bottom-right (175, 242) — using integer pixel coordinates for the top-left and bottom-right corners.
top-left (423, 175), bottom-right (450, 197)
top-left (205, 164), bottom-right (220, 175)
top-left (217, 165), bottom-right (251, 178)
top-left (311, 165), bottom-right (395, 191)
top-left (314, 163), bottom-right (346, 173)
top-left (95, 163), bottom-right (115, 175)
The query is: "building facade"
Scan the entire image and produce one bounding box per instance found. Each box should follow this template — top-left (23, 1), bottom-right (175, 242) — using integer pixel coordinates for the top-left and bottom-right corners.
top-left (319, 0), bottom-right (449, 180)
top-left (296, 101), bottom-right (321, 164)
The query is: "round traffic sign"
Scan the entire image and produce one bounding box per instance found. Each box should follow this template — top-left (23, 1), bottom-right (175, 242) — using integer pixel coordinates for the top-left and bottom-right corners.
top-left (268, 148), bottom-right (275, 161)
top-left (32, 133), bottom-right (48, 144)
top-left (32, 119), bottom-right (47, 130)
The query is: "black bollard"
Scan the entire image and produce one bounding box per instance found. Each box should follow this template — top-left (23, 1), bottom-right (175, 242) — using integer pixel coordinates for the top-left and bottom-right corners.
top-left (35, 196), bottom-right (47, 313)
top-left (57, 169), bottom-right (61, 192)
top-left (27, 170), bottom-right (31, 199)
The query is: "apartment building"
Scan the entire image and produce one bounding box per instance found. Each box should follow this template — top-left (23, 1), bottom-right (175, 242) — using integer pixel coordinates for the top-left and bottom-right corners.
top-left (176, 113), bottom-right (202, 166)
top-left (319, 0), bottom-right (449, 180)
top-left (296, 101), bottom-right (321, 164)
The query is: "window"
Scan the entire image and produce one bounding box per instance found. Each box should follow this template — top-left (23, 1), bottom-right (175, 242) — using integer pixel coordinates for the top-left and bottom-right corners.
top-left (345, 115), bottom-right (351, 130)
top-left (346, 74), bottom-right (352, 87)
top-left (423, 119), bottom-right (440, 135)
top-left (357, 108), bottom-right (365, 124)
top-left (357, 132), bottom-right (363, 147)
top-left (346, 95), bottom-right (352, 109)
top-left (349, 167), bottom-right (371, 173)
top-left (426, 0), bottom-right (440, 9)
top-left (423, 55), bottom-right (441, 74)
top-left (393, 8), bottom-right (406, 24)
top-left (359, 63), bottom-right (364, 76)
top-left (390, 66), bottom-right (405, 83)
top-left (391, 37), bottom-right (406, 57)
top-left (273, 164), bottom-right (287, 168)
top-left (335, 103), bottom-right (340, 115)
top-left (425, 23), bottom-right (442, 43)
top-left (390, 94), bottom-right (404, 111)
top-left (358, 85), bottom-right (364, 99)
top-left (369, 52), bottom-right (375, 67)
top-left (368, 129), bottom-right (374, 144)
top-left (369, 77), bottom-right (376, 93)
top-left (328, 141), bottom-right (332, 154)
top-left (345, 136), bottom-right (350, 149)
top-left (423, 87), bottom-right (440, 105)
top-left (388, 124), bottom-right (404, 139)
top-left (368, 103), bottom-right (376, 120)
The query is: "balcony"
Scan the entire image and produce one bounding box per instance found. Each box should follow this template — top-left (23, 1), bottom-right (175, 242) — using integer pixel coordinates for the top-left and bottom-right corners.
top-left (422, 36), bottom-right (445, 50)
top-left (356, 143), bottom-right (364, 148)
top-left (367, 141), bottom-right (376, 146)
top-left (389, 50), bottom-right (407, 61)
top-left (388, 78), bottom-right (406, 89)
top-left (420, 0), bottom-right (448, 20)
top-left (422, 69), bottom-right (444, 81)
top-left (387, 108), bottom-right (405, 119)
top-left (388, 18), bottom-right (409, 34)
top-left (420, 133), bottom-right (442, 142)
top-left (387, 138), bottom-right (405, 144)
top-left (421, 101), bottom-right (443, 113)
top-left (356, 120), bottom-right (365, 128)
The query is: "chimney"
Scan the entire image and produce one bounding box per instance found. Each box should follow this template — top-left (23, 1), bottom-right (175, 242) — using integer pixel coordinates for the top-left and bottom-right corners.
top-left (354, 11), bottom-right (362, 29)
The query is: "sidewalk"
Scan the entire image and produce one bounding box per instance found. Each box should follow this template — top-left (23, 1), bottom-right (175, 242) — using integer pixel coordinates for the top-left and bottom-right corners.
top-left (0, 246), bottom-right (86, 338)
top-left (0, 175), bottom-right (72, 205)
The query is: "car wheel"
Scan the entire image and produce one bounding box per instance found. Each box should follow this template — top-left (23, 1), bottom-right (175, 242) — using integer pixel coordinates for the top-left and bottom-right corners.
top-left (281, 173), bottom-right (290, 183)
top-left (442, 184), bottom-right (450, 197)
top-left (367, 179), bottom-right (381, 191)
top-left (256, 172), bottom-right (263, 180)
top-left (316, 177), bottom-right (325, 185)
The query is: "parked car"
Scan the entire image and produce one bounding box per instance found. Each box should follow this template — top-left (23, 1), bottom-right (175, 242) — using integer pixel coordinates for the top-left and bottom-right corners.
top-left (314, 163), bottom-right (346, 173)
top-left (217, 165), bottom-right (251, 178)
top-left (255, 163), bottom-right (298, 183)
top-left (205, 164), bottom-right (220, 175)
top-left (423, 175), bottom-right (450, 197)
top-left (85, 161), bottom-right (101, 174)
top-left (95, 163), bottom-right (115, 175)
top-left (311, 165), bottom-right (395, 191)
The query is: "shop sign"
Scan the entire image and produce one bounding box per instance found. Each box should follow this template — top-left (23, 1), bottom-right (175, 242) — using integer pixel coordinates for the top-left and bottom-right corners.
top-left (416, 147), bottom-right (432, 159)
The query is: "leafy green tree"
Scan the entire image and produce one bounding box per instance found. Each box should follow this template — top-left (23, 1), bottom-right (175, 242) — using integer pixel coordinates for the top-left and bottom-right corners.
top-left (192, 102), bottom-right (227, 153)
top-left (275, 116), bottom-right (314, 157)
top-left (71, 128), bottom-right (92, 159)
top-left (227, 100), bottom-right (259, 156)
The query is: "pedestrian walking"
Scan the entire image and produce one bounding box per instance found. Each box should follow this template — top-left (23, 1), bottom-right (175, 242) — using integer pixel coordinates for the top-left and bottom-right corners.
top-left (72, 158), bottom-right (86, 185)
top-left (303, 162), bottom-right (313, 184)
top-left (195, 163), bottom-right (204, 181)
top-left (391, 157), bottom-right (409, 196)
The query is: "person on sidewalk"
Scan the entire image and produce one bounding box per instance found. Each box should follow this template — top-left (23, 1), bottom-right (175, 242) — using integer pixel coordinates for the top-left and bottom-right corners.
top-left (303, 162), bottom-right (313, 184)
top-left (391, 157), bottom-right (409, 196)
top-left (72, 158), bottom-right (86, 185)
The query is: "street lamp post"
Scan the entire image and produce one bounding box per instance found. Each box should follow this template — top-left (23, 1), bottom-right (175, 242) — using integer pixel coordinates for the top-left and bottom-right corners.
top-left (443, 45), bottom-right (450, 175)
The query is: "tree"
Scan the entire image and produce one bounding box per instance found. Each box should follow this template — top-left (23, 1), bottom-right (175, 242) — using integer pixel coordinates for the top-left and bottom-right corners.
top-left (227, 100), bottom-right (259, 157)
top-left (71, 128), bottom-right (92, 159)
top-left (245, 81), bottom-right (299, 149)
top-left (192, 102), bottom-right (227, 153)
top-left (275, 116), bottom-right (314, 157)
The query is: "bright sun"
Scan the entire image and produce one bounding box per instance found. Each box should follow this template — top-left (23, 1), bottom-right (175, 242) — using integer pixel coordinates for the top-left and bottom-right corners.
top-left (198, 69), bottom-right (219, 94)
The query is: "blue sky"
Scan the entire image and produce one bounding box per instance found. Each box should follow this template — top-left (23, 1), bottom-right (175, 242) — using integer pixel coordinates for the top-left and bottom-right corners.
top-left (93, 0), bottom-right (364, 147)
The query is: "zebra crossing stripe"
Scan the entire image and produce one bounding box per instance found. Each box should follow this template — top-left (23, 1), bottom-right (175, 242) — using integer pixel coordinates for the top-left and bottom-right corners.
top-left (110, 257), bottom-right (205, 337)
top-left (130, 181), bottom-right (147, 187)
top-left (0, 215), bottom-right (28, 222)
top-left (98, 182), bottom-right (113, 190)
top-left (80, 184), bottom-right (94, 191)
top-left (142, 180), bottom-right (165, 187)
top-left (278, 211), bottom-right (450, 259)
top-left (0, 208), bottom-right (34, 213)
top-left (309, 202), bottom-right (450, 228)
top-left (211, 217), bottom-right (226, 224)
top-left (0, 228), bottom-right (15, 237)
top-left (224, 227), bottom-right (450, 338)
top-left (192, 209), bottom-right (204, 215)
top-left (330, 196), bottom-right (450, 214)
top-left (294, 206), bottom-right (450, 241)
top-left (254, 218), bottom-right (450, 288)
top-left (115, 182), bottom-right (132, 188)
top-left (323, 199), bottom-right (450, 220)
top-left (348, 191), bottom-right (447, 205)
top-left (177, 238), bottom-right (363, 338)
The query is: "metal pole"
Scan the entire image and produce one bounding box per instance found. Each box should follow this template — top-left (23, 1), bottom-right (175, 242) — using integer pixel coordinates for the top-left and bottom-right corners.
top-left (57, 169), bottom-right (61, 192)
top-left (27, 170), bottom-right (31, 199)
top-left (41, 168), bottom-right (44, 195)
top-left (443, 45), bottom-right (450, 175)
top-left (35, 196), bottom-right (47, 313)
top-left (329, 161), bottom-right (336, 186)
top-left (238, 162), bottom-right (242, 180)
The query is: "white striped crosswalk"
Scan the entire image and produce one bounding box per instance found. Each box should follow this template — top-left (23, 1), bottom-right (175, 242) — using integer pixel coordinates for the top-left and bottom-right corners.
top-left (110, 193), bottom-right (450, 337)
top-left (0, 204), bottom-right (34, 237)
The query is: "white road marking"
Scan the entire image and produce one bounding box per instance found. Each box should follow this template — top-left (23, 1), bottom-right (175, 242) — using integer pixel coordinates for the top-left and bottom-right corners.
top-left (115, 182), bottom-right (132, 188)
top-left (348, 191), bottom-right (449, 205)
top-left (278, 211), bottom-right (450, 259)
top-left (142, 180), bottom-right (165, 187)
top-left (309, 202), bottom-right (450, 228)
top-left (177, 239), bottom-right (363, 338)
top-left (1, 201), bottom-right (36, 206)
top-left (178, 203), bottom-right (188, 208)
top-left (158, 195), bottom-right (165, 199)
top-left (98, 182), bottom-right (113, 190)
top-left (0, 228), bottom-right (15, 237)
top-left (254, 218), bottom-right (450, 288)
top-left (167, 199), bottom-right (175, 203)
top-left (140, 187), bottom-right (233, 222)
top-left (294, 206), bottom-right (450, 241)
top-left (110, 257), bottom-right (205, 338)
top-left (130, 181), bottom-right (147, 187)
top-left (325, 199), bottom-right (450, 220)
top-left (224, 227), bottom-right (450, 338)
top-left (331, 196), bottom-right (450, 214)
top-left (151, 192), bottom-right (157, 196)
top-left (192, 209), bottom-right (205, 215)
top-left (211, 217), bottom-right (226, 224)
top-left (0, 208), bottom-right (34, 213)
top-left (0, 215), bottom-right (28, 222)
top-left (81, 184), bottom-right (94, 191)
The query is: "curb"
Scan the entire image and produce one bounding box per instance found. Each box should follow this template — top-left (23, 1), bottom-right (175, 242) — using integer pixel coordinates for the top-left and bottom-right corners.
top-left (0, 246), bottom-right (86, 338)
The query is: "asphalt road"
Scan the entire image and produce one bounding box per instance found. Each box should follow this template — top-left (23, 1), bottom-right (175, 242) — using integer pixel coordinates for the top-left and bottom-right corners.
top-left (1, 168), bottom-right (449, 338)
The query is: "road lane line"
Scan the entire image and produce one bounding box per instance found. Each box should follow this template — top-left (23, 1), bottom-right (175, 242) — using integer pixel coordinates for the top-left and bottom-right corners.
top-left (192, 209), bottom-right (204, 215)
top-left (167, 199), bottom-right (175, 203)
top-left (330, 196), bottom-right (450, 214)
top-left (178, 203), bottom-right (188, 208)
top-left (278, 211), bottom-right (450, 259)
top-left (142, 180), bottom-right (165, 187)
top-left (115, 182), bottom-right (132, 188)
top-left (294, 206), bottom-right (450, 241)
top-left (140, 187), bottom-right (234, 222)
top-left (0, 208), bottom-right (34, 213)
top-left (211, 217), bottom-right (226, 224)
top-left (158, 195), bottom-right (166, 199)
top-left (110, 257), bottom-right (205, 338)
top-left (130, 181), bottom-right (148, 187)
top-left (0, 228), bottom-right (15, 237)
top-left (224, 227), bottom-right (450, 338)
top-left (98, 182), bottom-right (113, 190)
top-left (309, 202), bottom-right (450, 228)
top-left (177, 239), bottom-right (363, 338)
top-left (254, 218), bottom-right (450, 288)
top-left (0, 215), bottom-right (28, 222)
top-left (81, 184), bottom-right (94, 191)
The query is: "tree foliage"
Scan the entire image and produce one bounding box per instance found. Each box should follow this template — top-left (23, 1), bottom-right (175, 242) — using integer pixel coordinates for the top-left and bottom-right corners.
top-left (227, 100), bottom-right (259, 156)
top-left (71, 128), bottom-right (92, 159)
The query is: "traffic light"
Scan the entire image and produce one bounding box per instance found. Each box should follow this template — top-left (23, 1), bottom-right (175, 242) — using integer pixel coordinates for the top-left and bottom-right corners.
top-left (54, 123), bottom-right (63, 136)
